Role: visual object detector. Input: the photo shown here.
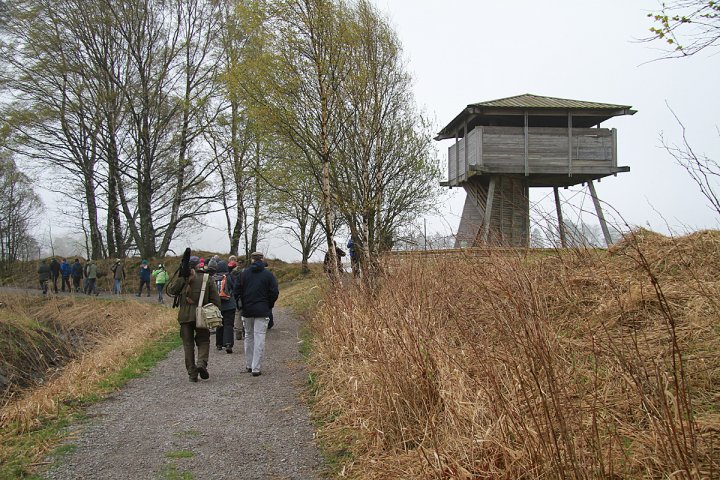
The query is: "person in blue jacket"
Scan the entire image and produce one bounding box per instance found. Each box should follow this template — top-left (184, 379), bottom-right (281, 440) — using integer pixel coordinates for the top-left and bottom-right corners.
top-left (59, 258), bottom-right (72, 292)
top-left (137, 260), bottom-right (151, 297)
top-left (240, 252), bottom-right (279, 377)
top-left (71, 259), bottom-right (84, 292)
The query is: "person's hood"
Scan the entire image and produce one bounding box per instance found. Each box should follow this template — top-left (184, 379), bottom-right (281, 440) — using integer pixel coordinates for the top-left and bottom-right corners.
top-left (250, 260), bottom-right (266, 272)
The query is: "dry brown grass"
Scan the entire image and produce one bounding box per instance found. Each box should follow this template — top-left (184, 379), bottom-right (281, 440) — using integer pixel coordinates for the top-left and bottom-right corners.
top-left (0, 294), bottom-right (176, 434)
top-left (309, 229), bottom-right (720, 479)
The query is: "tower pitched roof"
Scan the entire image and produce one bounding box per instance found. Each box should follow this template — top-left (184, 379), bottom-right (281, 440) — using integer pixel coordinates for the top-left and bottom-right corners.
top-left (436, 93), bottom-right (636, 140)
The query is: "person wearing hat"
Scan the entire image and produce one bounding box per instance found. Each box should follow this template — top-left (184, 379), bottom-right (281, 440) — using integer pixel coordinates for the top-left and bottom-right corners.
top-left (151, 263), bottom-right (169, 304)
top-left (239, 251), bottom-right (279, 377)
top-left (111, 259), bottom-right (125, 295)
top-left (167, 255), bottom-right (221, 382)
top-left (136, 259), bottom-right (151, 297)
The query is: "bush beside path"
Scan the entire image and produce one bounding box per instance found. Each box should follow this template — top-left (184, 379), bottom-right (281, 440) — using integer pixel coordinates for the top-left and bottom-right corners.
top-left (42, 307), bottom-right (325, 480)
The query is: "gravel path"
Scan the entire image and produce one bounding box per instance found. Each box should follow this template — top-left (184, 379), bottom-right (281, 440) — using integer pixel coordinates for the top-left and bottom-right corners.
top-left (43, 307), bottom-right (326, 480)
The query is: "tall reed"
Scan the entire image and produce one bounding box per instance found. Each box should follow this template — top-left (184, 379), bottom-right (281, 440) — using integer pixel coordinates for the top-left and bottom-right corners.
top-left (309, 230), bottom-right (719, 478)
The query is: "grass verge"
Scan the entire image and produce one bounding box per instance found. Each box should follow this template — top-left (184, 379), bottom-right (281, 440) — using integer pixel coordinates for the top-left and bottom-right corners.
top-left (0, 296), bottom-right (179, 479)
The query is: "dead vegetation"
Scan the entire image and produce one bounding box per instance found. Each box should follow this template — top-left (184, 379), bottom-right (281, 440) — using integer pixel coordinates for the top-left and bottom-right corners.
top-left (0, 294), bottom-right (177, 434)
top-left (309, 229), bottom-right (720, 478)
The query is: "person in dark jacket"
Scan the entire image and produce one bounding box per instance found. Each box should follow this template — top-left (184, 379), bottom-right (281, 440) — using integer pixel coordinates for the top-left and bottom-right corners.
top-left (136, 260), bottom-right (151, 297)
top-left (38, 259), bottom-right (51, 294)
top-left (167, 255), bottom-right (221, 382)
top-left (240, 252), bottom-right (279, 377)
top-left (323, 241), bottom-right (346, 275)
top-left (213, 260), bottom-right (239, 353)
top-left (71, 259), bottom-right (84, 292)
top-left (228, 258), bottom-right (246, 341)
top-left (49, 257), bottom-right (60, 293)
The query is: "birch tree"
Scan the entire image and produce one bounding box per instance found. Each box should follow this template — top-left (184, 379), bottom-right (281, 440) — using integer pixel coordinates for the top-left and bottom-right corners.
top-left (334, 0), bottom-right (439, 276)
top-left (237, 0), bottom-right (352, 280)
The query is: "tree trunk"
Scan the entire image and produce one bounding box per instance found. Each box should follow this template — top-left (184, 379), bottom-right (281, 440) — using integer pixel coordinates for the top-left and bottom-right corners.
top-left (249, 143), bottom-right (261, 254)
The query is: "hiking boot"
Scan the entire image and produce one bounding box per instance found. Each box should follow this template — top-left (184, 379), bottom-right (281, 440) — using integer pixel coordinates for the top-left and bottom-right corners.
top-left (189, 376), bottom-right (198, 383)
top-left (197, 365), bottom-right (209, 380)
top-left (246, 368), bottom-right (252, 373)
top-left (216, 345), bottom-right (223, 350)
top-left (225, 346), bottom-right (233, 354)
top-left (252, 371), bottom-right (261, 377)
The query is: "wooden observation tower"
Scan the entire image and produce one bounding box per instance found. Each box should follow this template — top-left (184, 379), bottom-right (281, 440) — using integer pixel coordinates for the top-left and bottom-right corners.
top-left (436, 94), bottom-right (636, 248)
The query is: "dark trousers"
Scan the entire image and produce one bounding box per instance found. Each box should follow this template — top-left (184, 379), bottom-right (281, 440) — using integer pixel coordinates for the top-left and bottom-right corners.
top-left (72, 276), bottom-right (82, 291)
top-left (215, 309), bottom-right (235, 348)
top-left (138, 279), bottom-right (151, 296)
top-left (61, 276), bottom-right (71, 292)
top-left (86, 278), bottom-right (97, 295)
top-left (51, 273), bottom-right (59, 292)
top-left (156, 284), bottom-right (165, 303)
top-left (180, 322), bottom-right (210, 379)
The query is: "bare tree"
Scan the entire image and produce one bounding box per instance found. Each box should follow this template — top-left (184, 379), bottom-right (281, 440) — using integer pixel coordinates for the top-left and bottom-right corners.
top-left (1, 0), bottom-right (109, 258)
top-left (0, 154), bottom-right (40, 270)
top-left (661, 108), bottom-right (720, 217)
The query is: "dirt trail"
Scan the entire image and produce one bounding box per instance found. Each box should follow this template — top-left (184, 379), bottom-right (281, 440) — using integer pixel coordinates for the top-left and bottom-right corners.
top-left (43, 307), bottom-right (326, 480)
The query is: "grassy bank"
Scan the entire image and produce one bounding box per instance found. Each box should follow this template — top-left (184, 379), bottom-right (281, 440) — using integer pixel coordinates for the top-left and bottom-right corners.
top-left (0, 294), bottom-right (179, 478)
top-left (308, 230), bottom-right (720, 478)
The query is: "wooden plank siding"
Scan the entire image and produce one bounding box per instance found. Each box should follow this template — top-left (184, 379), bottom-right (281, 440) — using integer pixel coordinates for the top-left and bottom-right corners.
top-left (447, 126), bottom-right (616, 181)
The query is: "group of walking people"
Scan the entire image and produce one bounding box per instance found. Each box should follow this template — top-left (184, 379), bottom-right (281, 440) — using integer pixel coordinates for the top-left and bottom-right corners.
top-left (37, 250), bottom-right (280, 381)
top-left (37, 257), bottom-right (99, 295)
top-left (167, 251), bottom-right (279, 382)
top-left (96, 258), bottom-right (169, 302)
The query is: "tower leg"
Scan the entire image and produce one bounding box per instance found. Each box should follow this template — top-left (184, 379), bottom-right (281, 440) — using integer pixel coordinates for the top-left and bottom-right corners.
top-left (455, 188), bottom-right (483, 248)
top-left (482, 176), bottom-right (496, 243)
top-left (553, 187), bottom-right (567, 248)
top-left (588, 180), bottom-right (612, 247)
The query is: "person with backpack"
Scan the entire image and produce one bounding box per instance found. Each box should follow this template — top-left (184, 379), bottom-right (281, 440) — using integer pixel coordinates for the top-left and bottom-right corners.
top-left (60, 258), bottom-right (72, 292)
top-left (213, 260), bottom-right (238, 353)
top-left (240, 252), bottom-right (279, 377)
top-left (71, 258), bottom-right (83, 292)
top-left (151, 264), bottom-right (169, 304)
top-left (167, 255), bottom-right (221, 383)
top-left (111, 259), bottom-right (125, 295)
top-left (49, 257), bottom-right (60, 293)
top-left (136, 260), bottom-right (151, 297)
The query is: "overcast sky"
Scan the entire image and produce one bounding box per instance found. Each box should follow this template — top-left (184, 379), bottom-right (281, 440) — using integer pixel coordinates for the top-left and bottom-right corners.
top-left (39, 0), bottom-right (720, 260)
top-left (372, 0), bottom-right (719, 243)
top-left (190, 0), bottom-right (720, 259)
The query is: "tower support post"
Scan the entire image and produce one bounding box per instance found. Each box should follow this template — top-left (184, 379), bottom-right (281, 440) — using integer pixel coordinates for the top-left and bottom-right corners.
top-left (553, 187), bottom-right (567, 248)
top-left (588, 180), bottom-right (612, 247)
